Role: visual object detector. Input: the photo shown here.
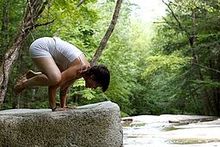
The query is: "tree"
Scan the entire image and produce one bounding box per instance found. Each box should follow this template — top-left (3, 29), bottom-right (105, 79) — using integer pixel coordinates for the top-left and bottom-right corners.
top-left (0, 0), bottom-right (51, 104)
top-left (1, 0), bottom-right (122, 110)
top-left (155, 0), bottom-right (220, 115)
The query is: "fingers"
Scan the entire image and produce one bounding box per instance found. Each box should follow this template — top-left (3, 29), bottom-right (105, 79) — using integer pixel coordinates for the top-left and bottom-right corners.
top-left (79, 65), bottom-right (90, 73)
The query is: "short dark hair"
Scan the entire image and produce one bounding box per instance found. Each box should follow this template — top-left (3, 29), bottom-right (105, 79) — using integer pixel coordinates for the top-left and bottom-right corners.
top-left (85, 64), bottom-right (110, 92)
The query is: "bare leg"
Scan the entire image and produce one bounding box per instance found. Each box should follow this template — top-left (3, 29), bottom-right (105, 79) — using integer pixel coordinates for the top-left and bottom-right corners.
top-left (14, 57), bottom-right (61, 94)
top-left (24, 74), bottom-right (51, 86)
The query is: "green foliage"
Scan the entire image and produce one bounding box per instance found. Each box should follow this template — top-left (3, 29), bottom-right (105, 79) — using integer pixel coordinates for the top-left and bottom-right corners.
top-left (3, 0), bottom-right (220, 116)
top-left (0, 0), bottom-right (26, 63)
top-left (145, 0), bottom-right (220, 115)
top-left (142, 53), bottom-right (190, 77)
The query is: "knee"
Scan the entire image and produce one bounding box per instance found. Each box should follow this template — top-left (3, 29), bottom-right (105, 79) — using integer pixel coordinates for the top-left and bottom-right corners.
top-left (48, 74), bottom-right (61, 85)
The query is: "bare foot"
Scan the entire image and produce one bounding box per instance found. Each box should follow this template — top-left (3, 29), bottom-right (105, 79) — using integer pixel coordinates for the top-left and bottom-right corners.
top-left (26, 70), bottom-right (42, 79)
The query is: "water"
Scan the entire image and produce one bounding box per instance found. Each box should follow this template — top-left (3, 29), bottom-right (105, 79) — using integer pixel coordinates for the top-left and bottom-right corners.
top-left (122, 115), bottom-right (220, 147)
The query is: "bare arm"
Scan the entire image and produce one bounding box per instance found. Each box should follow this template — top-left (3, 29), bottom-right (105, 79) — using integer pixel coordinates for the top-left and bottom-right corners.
top-left (60, 79), bottom-right (76, 108)
top-left (49, 80), bottom-right (74, 111)
top-left (60, 86), bottom-right (69, 108)
top-left (49, 60), bottom-right (82, 110)
top-left (48, 85), bottom-right (59, 111)
top-left (57, 63), bottom-right (81, 108)
top-left (59, 65), bottom-right (81, 87)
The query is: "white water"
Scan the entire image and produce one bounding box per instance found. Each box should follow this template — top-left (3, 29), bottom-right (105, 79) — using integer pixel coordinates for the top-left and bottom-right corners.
top-left (123, 115), bottom-right (220, 147)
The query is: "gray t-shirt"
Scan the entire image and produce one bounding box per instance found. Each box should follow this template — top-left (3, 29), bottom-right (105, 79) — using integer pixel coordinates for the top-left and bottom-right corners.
top-left (29, 37), bottom-right (83, 70)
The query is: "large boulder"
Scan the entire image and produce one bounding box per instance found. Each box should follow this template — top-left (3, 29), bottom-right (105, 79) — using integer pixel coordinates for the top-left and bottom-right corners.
top-left (0, 101), bottom-right (123, 147)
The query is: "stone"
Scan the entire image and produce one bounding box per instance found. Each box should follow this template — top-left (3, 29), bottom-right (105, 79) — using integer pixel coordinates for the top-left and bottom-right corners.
top-left (0, 101), bottom-right (123, 147)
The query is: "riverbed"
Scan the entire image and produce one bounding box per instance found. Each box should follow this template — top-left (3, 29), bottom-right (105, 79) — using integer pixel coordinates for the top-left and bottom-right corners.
top-left (122, 115), bottom-right (220, 147)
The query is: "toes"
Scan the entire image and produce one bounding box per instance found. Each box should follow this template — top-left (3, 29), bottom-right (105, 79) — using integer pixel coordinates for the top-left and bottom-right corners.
top-left (26, 70), bottom-right (41, 79)
top-left (26, 70), bottom-right (35, 79)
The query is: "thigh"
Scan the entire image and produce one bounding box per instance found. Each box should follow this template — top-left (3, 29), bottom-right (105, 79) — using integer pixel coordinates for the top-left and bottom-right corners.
top-left (32, 57), bottom-right (61, 80)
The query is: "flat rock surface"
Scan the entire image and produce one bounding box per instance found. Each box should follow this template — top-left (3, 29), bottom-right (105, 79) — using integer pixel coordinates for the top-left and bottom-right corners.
top-left (0, 101), bottom-right (123, 147)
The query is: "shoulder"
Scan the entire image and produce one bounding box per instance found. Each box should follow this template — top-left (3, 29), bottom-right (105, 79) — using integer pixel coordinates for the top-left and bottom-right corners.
top-left (68, 59), bottom-right (82, 74)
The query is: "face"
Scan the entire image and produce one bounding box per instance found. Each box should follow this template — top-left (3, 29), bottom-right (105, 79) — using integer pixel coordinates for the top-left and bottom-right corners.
top-left (85, 78), bottom-right (99, 89)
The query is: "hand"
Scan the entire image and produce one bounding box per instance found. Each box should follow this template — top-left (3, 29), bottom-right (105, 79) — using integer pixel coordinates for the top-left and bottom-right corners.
top-left (52, 107), bottom-right (68, 112)
top-left (79, 64), bottom-right (90, 74)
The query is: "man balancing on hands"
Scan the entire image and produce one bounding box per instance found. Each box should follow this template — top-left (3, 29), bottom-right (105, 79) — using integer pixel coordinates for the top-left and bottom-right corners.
top-left (14, 37), bottom-right (110, 111)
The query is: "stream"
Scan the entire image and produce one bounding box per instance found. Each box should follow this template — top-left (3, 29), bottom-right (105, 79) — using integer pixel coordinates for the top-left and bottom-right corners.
top-left (122, 115), bottom-right (220, 147)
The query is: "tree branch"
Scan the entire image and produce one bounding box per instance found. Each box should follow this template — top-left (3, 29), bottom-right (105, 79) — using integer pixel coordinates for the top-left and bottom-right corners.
top-left (23, 19), bottom-right (55, 32)
top-left (162, 0), bottom-right (190, 38)
top-left (0, 0), bottom-right (49, 102)
top-left (193, 63), bottom-right (220, 74)
top-left (77, 0), bottom-right (85, 7)
top-left (91, 0), bottom-right (122, 66)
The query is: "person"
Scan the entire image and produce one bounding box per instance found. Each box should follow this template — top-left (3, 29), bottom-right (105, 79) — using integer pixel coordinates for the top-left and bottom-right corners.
top-left (14, 37), bottom-right (110, 111)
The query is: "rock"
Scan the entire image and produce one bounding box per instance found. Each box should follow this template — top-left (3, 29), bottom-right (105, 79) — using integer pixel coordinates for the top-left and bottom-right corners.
top-left (167, 115), bottom-right (217, 125)
top-left (121, 118), bottom-right (133, 127)
top-left (0, 101), bottom-right (123, 147)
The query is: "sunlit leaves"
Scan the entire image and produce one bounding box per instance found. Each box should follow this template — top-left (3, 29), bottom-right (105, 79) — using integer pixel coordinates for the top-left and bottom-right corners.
top-left (142, 53), bottom-right (190, 77)
top-left (146, 0), bottom-right (220, 115)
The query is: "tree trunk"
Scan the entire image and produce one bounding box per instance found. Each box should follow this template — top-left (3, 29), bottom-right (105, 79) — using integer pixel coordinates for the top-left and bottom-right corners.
top-left (0, 0), bottom-right (10, 64)
top-left (0, 0), bottom-right (49, 103)
top-left (91, 0), bottom-right (122, 65)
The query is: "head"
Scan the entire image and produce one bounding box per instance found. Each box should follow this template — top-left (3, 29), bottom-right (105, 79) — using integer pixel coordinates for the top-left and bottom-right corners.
top-left (83, 64), bottom-right (110, 92)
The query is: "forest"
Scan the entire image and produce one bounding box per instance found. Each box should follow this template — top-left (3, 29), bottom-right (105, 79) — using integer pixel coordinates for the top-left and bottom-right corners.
top-left (0, 0), bottom-right (220, 116)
